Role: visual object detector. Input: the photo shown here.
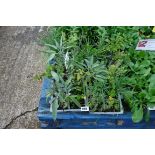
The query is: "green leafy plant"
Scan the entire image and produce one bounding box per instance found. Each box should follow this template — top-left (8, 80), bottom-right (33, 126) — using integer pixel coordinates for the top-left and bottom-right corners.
top-left (121, 51), bottom-right (155, 122)
top-left (75, 56), bottom-right (107, 106)
top-left (48, 72), bottom-right (81, 120)
top-left (37, 26), bottom-right (155, 122)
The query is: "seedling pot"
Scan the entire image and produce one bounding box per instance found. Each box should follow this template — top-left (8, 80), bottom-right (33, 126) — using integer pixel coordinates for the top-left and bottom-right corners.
top-left (38, 78), bottom-right (155, 128)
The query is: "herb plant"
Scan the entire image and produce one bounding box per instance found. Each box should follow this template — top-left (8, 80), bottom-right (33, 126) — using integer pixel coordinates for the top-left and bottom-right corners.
top-left (37, 26), bottom-right (155, 122)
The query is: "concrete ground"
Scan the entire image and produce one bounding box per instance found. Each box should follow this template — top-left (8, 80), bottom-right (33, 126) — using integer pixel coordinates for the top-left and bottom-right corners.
top-left (0, 26), bottom-right (46, 128)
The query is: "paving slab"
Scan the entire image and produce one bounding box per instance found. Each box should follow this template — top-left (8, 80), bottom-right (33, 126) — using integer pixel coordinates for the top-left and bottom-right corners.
top-left (0, 26), bottom-right (46, 128)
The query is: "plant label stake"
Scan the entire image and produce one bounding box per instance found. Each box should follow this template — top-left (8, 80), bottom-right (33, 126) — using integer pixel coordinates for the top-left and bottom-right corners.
top-left (81, 106), bottom-right (89, 112)
top-left (136, 39), bottom-right (155, 51)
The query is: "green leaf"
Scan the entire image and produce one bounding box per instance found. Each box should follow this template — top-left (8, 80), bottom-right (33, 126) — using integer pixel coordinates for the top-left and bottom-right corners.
top-left (94, 77), bottom-right (105, 82)
top-left (50, 99), bottom-right (59, 121)
top-left (76, 73), bottom-right (82, 81)
top-left (65, 76), bottom-right (73, 86)
top-left (48, 53), bottom-right (55, 63)
top-left (45, 44), bottom-right (58, 50)
top-left (140, 60), bottom-right (151, 68)
top-left (144, 110), bottom-right (150, 122)
top-left (148, 74), bottom-right (155, 82)
top-left (138, 51), bottom-right (146, 58)
top-left (92, 63), bottom-right (100, 68)
top-left (70, 95), bottom-right (81, 108)
top-left (143, 68), bottom-right (151, 76)
top-left (49, 96), bottom-right (54, 103)
top-left (132, 106), bottom-right (143, 123)
top-left (149, 53), bottom-right (155, 59)
top-left (126, 77), bottom-right (137, 85)
top-left (149, 96), bottom-right (155, 103)
top-left (123, 90), bottom-right (134, 101)
top-left (149, 83), bottom-right (155, 96)
top-left (51, 71), bottom-right (59, 82)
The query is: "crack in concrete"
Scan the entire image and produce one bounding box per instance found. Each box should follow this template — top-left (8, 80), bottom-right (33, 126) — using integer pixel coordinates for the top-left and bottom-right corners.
top-left (3, 107), bottom-right (38, 129)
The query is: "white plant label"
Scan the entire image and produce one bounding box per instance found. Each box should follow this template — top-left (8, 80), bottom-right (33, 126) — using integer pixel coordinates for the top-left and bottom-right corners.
top-left (81, 106), bottom-right (89, 111)
top-left (136, 39), bottom-right (155, 51)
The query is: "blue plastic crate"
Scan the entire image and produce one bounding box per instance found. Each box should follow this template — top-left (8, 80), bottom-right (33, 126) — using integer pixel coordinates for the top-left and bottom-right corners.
top-left (37, 78), bottom-right (155, 129)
